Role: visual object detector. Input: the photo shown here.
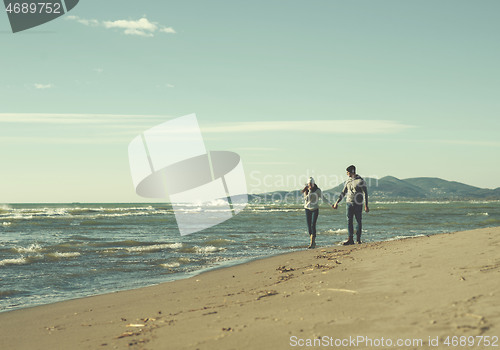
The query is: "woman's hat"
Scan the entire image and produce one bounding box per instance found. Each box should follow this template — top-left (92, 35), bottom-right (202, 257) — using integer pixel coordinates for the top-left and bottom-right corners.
top-left (308, 177), bottom-right (315, 185)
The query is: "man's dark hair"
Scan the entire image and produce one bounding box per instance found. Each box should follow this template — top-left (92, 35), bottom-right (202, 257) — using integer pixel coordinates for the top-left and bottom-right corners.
top-left (346, 165), bottom-right (356, 173)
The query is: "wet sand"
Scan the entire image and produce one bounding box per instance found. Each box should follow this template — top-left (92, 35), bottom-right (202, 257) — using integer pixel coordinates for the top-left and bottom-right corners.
top-left (1, 227), bottom-right (499, 349)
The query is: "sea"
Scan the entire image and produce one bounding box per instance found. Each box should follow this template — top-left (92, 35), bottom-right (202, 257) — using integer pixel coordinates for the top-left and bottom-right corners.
top-left (1, 201), bottom-right (499, 313)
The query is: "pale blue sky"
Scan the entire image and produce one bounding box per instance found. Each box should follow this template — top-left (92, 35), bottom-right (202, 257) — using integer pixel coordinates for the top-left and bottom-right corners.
top-left (1, 0), bottom-right (499, 202)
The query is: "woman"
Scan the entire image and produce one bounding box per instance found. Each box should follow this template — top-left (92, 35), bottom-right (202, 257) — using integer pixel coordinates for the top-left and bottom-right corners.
top-left (302, 177), bottom-right (332, 249)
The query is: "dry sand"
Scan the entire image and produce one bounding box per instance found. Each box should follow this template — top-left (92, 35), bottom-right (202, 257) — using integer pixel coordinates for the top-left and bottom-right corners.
top-left (0, 227), bottom-right (499, 350)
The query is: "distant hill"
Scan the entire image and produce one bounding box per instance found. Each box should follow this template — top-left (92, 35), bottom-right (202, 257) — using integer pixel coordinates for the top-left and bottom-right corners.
top-left (398, 177), bottom-right (500, 200)
top-left (249, 176), bottom-right (500, 203)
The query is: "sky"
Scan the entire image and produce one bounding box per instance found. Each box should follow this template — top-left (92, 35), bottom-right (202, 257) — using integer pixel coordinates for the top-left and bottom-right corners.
top-left (1, 0), bottom-right (499, 203)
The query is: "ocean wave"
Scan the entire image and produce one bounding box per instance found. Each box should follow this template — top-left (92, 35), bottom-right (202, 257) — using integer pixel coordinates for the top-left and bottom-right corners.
top-left (2, 222), bottom-right (11, 226)
top-left (0, 206), bottom-right (172, 221)
top-left (91, 240), bottom-right (144, 248)
top-left (0, 290), bottom-right (25, 298)
top-left (13, 244), bottom-right (43, 254)
top-left (178, 245), bottom-right (227, 254)
top-left (173, 208), bottom-right (234, 214)
top-left (467, 200), bottom-right (500, 204)
top-left (323, 228), bottom-right (348, 235)
top-left (250, 208), bottom-right (299, 213)
top-left (68, 235), bottom-right (101, 241)
top-left (68, 206), bottom-right (156, 215)
top-left (6, 208), bottom-right (70, 218)
top-left (196, 246), bottom-right (226, 254)
top-left (125, 243), bottom-right (183, 253)
top-left (466, 212), bottom-right (489, 216)
top-left (101, 249), bottom-right (119, 255)
top-left (173, 199), bottom-right (229, 208)
top-left (385, 234), bottom-right (426, 241)
top-left (204, 238), bottom-right (234, 246)
top-left (160, 262), bottom-right (181, 269)
top-left (47, 252), bottom-right (81, 259)
top-left (41, 208), bottom-right (69, 216)
top-left (91, 211), bottom-right (170, 218)
top-left (0, 257), bottom-right (29, 267)
top-left (3, 214), bottom-right (33, 220)
top-left (0, 254), bottom-right (45, 267)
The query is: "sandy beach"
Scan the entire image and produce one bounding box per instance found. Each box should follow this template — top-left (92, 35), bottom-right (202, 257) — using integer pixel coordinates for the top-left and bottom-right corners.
top-left (1, 227), bottom-right (498, 350)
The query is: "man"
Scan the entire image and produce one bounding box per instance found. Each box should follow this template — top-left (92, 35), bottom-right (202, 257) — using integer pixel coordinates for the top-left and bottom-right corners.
top-left (332, 165), bottom-right (369, 245)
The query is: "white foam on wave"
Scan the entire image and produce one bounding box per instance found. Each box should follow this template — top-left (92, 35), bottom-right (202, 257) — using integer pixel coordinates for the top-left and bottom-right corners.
top-left (3, 206), bottom-right (168, 221)
top-left (2, 222), bottom-right (11, 226)
top-left (250, 208), bottom-right (298, 213)
top-left (48, 252), bottom-right (81, 259)
top-left (71, 206), bottom-right (156, 213)
top-left (85, 209), bottom-right (171, 219)
top-left (6, 214), bottom-right (33, 220)
top-left (204, 238), bottom-right (235, 246)
top-left (0, 257), bottom-right (28, 267)
top-left (15, 243), bottom-right (43, 254)
top-left (467, 200), bottom-right (500, 204)
top-left (195, 246), bottom-right (226, 253)
top-left (386, 234), bottom-right (426, 242)
top-left (125, 242), bottom-right (183, 253)
top-left (467, 212), bottom-right (489, 216)
top-left (160, 262), bottom-right (181, 268)
top-left (44, 208), bottom-right (69, 217)
top-left (323, 228), bottom-right (348, 235)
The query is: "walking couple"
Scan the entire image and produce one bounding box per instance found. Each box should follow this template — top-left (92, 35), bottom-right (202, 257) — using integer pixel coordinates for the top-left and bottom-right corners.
top-left (302, 165), bottom-right (369, 249)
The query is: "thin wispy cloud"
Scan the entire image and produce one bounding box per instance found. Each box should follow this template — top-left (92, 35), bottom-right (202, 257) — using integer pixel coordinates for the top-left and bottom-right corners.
top-left (33, 83), bottom-right (54, 89)
top-left (0, 113), bottom-right (174, 145)
top-left (437, 139), bottom-right (500, 147)
top-left (202, 120), bottom-right (413, 134)
top-left (235, 147), bottom-right (280, 151)
top-left (0, 113), bottom-right (170, 126)
top-left (246, 162), bottom-right (294, 165)
top-left (67, 16), bottom-right (99, 27)
top-left (0, 136), bottom-right (129, 145)
top-left (0, 115), bottom-right (415, 146)
top-left (0, 115), bottom-right (412, 135)
top-left (66, 15), bottom-right (176, 37)
top-left (409, 139), bottom-right (500, 147)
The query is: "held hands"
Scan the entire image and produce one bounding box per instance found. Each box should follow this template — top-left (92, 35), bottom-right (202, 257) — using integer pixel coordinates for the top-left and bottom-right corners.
top-left (332, 203), bottom-right (368, 212)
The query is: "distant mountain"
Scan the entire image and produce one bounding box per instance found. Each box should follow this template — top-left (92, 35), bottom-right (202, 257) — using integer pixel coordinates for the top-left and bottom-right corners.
top-left (249, 176), bottom-right (500, 203)
top-left (398, 177), bottom-right (500, 200)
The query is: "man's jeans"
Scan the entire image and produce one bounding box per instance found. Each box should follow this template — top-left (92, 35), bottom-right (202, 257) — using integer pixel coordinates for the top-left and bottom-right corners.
top-left (346, 203), bottom-right (362, 240)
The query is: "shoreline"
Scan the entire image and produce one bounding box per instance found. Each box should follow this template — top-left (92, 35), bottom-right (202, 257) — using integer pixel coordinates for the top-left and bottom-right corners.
top-left (0, 254), bottom-right (268, 315)
top-left (1, 227), bottom-right (499, 349)
top-left (0, 230), bottom-right (450, 314)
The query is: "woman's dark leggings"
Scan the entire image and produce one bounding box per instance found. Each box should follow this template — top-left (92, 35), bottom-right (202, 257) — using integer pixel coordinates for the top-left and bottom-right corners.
top-left (305, 209), bottom-right (319, 237)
